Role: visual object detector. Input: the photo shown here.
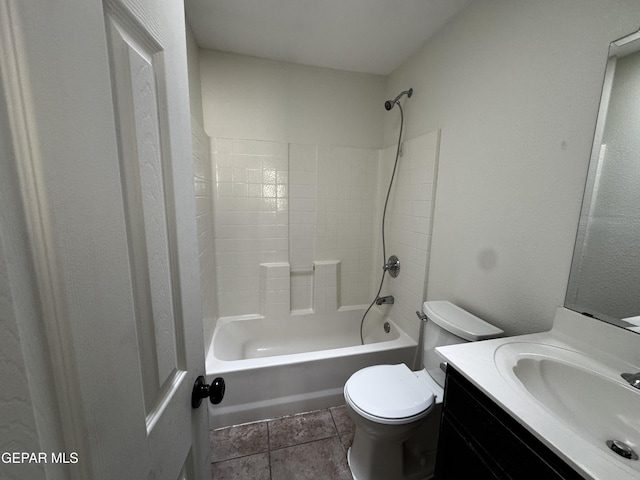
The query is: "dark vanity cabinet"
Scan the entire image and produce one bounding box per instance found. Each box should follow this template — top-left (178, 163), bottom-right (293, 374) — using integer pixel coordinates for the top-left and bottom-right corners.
top-left (434, 367), bottom-right (585, 480)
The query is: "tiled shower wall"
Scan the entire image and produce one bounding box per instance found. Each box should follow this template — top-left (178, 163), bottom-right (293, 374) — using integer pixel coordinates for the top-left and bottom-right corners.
top-left (192, 117), bottom-right (217, 337)
top-left (315, 147), bottom-right (378, 307)
top-left (212, 138), bottom-right (379, 318)
top-left (288, 144), bottom-right (317, 312)
top-left (210, 132), bottom-right (439, 323)
top-left (212, 138), bottom-right (289, 316)
top-left (376, 131), bottom-right (440, 341)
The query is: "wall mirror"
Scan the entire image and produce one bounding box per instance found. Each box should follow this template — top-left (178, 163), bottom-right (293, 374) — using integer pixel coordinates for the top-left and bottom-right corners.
top-left (565, 28), bottom-right (640, 333)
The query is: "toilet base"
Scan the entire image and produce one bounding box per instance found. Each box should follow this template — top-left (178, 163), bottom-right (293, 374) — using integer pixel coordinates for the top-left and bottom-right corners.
top-left (347, 442), bottom-right (436, 480)
top-left (344, 403), bottom-right (442, 480)
top-left (346, 447), bottom-right (357, 480)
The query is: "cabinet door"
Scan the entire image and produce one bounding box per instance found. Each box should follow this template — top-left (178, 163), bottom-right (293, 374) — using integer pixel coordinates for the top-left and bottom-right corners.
top-left (435, 417), bottom-right (504, 480)
top-left (435, 367), bottom-right (584, 480)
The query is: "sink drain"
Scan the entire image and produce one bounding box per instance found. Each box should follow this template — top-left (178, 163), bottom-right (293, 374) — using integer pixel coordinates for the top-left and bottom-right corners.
top-left (607, 440), bottom-right (638, 460)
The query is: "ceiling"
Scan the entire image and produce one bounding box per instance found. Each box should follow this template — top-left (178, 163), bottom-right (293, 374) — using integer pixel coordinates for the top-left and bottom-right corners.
top-left (184, 0), bottom-right (473, 75)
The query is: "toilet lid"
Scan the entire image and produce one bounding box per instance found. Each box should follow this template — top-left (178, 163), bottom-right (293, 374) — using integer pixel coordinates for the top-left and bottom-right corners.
top-left (345, 364), bottom-right (434, 420)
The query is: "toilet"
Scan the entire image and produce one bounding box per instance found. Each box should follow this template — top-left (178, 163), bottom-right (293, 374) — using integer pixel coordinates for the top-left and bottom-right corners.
top-left (344, 300), bottom-right (504, 480)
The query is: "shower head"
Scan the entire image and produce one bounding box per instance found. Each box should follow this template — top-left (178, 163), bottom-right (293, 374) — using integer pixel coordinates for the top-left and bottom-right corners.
top-left (384, 88), bottom-right (413, 111)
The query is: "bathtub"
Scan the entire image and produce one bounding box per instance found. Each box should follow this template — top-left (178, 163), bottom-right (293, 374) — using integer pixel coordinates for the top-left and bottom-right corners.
top-left (205, 308), bottom-right (416, 428)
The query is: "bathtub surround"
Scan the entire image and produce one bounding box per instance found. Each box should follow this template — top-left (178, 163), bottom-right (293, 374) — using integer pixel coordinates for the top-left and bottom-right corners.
top-left (212, 138), bottom-right (289, 316)
top-left (288, 143), bottom-right (317, 313)
top-left (192, 118), bottom-right (217, 344)
top-left (259, 263), bottom-right (291, 318)
top-left (376, 131), bottom-right (440, 341)
top-left (315, 146), bottom-right (378, 307)
top-left (211, 137), bottom-right (405, 319)
top-left (312, 261), bottom-right (340, 314)
top-left (209, 134), bottom-right (440, 322)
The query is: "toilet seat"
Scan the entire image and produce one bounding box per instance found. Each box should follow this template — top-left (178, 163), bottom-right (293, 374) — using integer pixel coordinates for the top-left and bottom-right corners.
top-left (344, 364), bottom-right (435, 425)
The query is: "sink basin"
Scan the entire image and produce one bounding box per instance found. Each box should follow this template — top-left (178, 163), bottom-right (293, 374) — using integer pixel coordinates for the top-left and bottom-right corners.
top-left (494, 342), bottom-right (640, 466)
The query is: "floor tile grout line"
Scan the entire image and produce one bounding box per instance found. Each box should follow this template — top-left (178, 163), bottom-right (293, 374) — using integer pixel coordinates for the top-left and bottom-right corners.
top-left (329, 407), bottom-right (341, 435)
top-left (269, 433), bottom-right (343, 453)
top-left (211, 447), bottom-right (270, 465)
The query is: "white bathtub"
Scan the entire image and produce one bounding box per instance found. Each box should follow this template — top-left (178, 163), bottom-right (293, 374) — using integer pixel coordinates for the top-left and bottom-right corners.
top-left (205, 308), bottom-right (416, 428)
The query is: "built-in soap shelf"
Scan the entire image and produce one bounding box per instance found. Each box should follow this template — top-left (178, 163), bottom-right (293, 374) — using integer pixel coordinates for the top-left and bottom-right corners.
top-left (258, 260), bottom-right (341, 317)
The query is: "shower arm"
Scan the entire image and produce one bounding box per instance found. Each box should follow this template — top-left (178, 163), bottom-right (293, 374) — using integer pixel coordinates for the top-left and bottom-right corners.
top-left (384, 88), bottom-right (413, 111)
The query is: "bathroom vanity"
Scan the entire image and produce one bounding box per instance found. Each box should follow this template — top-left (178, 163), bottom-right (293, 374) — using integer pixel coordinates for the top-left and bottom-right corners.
top-left (435, 308), bottom-right (640, 480)
top-left (435, 366), bottom-right (583, 479)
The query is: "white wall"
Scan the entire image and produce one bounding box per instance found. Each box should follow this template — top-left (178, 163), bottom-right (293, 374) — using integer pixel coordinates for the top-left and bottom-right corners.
top-left (200, 50), bottom-right (386, 148)
top-left (185, 22), bottom-right (204, 126)
top-left (385, 0), bottom-right (640, 334)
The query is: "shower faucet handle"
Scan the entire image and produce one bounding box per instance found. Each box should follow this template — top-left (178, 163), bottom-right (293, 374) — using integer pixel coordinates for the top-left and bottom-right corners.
top-left (383, 255), bottom-right (400, 278)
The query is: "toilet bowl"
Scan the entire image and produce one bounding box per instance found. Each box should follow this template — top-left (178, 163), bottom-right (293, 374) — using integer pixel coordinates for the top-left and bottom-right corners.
top-left (344, 301), bottom-right (503, 480)
top-left (344, 365), bottom-right (443, 480)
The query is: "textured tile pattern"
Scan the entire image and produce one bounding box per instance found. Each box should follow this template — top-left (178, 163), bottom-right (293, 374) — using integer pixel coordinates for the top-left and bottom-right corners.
top-left (270, 437), bottom-right (352, 480)
top-left (212, 138), bottom-right (289, 317)
top-left (268, 409), bottom-right (337, 449)
top-left (379, 131), bottom-right (440, 342)
top-left (330, 405), bottom-right (355, 434)
top-left (192, 119), bottom-right (217, 325)
top-left (211, 453), bottom-right (270, 480)
top-left (330, 405), bottom-right (356, 451)
top-left (210, 406), bottom-right (355, 479)
top-left (211, 421), bottom-right (269, 462)
top-left (211, 138), bottom-right (384, 317)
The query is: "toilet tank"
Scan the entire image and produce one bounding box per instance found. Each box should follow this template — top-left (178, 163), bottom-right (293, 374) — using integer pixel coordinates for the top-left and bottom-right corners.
top-left (422, 301), bottom-right (503, 386)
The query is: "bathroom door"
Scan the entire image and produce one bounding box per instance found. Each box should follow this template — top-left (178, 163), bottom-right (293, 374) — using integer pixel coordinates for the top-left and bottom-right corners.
top-left (1, 0), bottom-right (210, 479)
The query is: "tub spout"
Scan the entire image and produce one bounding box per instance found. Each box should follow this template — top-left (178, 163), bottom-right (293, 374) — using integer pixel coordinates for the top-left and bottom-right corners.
top-left (375, 295), bottom-right (394, 305)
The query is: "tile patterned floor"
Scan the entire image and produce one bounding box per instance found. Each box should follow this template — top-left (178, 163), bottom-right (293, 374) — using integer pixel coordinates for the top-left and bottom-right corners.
top-left (210, 406), bottom-right (355, 480)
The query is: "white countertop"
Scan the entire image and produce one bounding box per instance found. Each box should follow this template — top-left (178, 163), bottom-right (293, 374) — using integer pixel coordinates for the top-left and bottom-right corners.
top-left (436, 307), bottom-right (640, 480)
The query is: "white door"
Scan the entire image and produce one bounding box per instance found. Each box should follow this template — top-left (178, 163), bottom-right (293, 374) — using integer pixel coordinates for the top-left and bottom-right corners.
top-left (0, 0), bottom-right (211, 479)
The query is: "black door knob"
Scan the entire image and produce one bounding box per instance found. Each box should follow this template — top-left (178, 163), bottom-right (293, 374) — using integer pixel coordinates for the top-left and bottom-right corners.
top-left (191, 375), bottom-right (225, 409)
